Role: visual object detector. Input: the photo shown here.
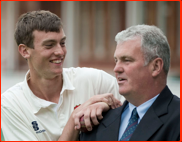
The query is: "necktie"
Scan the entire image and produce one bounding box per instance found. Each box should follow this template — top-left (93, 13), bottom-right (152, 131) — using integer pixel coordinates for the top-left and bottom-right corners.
top-left (120, 108), bottom-right (139, 141)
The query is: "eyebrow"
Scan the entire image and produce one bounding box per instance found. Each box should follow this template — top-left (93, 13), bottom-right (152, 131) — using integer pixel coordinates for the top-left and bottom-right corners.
top-left (114, 55), bottom-right (133, 60)
top-left (121, 55), bottom-right (132, 59)
top-left (42, 36), bottom-right (66, 45)
top-left (61, 36), bottom-right (66, 41)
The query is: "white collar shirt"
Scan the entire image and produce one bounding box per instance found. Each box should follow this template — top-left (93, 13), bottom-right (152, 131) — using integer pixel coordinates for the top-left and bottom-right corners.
top-left (118, 94), bottom-right (159, 140)
top-left (2, 67), bottom-right (124, 141)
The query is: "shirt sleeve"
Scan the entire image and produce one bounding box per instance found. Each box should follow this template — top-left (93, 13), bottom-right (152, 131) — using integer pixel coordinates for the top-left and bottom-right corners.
top-left (1, 105), bottom-right (38, 141)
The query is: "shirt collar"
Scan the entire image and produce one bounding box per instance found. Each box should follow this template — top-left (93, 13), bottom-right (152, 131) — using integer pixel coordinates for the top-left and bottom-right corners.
top-left (22, 69), bottom-right (75, 114)
top-left (61, 68), bottom-right (75, 94)
top-left (128, 94), bottom-right (159, 121)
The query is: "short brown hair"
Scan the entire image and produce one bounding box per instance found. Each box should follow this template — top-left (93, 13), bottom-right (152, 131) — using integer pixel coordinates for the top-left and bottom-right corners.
top-left (14, 10), bottom-right (63, 48)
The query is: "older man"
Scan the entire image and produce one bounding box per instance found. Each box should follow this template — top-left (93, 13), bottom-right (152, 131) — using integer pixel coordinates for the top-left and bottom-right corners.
top-left (80, 25), bottom-right (180, 141)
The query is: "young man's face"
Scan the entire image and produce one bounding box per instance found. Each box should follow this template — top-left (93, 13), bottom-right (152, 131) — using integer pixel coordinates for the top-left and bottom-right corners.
top-left (28, 28), bottom-right (67, 79)
top-left (114, 37), bottom-right (152, 99)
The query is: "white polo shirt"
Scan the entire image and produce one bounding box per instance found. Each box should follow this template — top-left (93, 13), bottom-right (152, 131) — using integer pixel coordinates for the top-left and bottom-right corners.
top-left (1, 67), bottom-right (124, 141)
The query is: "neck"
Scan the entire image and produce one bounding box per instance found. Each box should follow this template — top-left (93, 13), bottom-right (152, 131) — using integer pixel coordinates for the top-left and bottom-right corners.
top-left (28, 72), bottom-right (63, 104)
top-left (126, 80), bottom-right (166, 107)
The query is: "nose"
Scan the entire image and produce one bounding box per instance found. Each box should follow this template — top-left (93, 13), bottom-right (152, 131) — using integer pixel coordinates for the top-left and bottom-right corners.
top-left (113, 62), bottom-right (124, 74)
top-left (54, 45), bottom-right (66, 56)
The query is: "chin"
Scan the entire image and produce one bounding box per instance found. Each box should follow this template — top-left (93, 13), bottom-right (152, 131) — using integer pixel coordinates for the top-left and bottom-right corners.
top-left (54, 68), bottom-right (63, 73)
top-left (54, 71), bottom-right (62, 76)
top-left (119, 89), bottom-right (129, 96)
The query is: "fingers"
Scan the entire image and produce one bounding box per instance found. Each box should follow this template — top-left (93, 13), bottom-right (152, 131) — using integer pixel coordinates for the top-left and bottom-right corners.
top-left (83, 104), bottom-right (104, 131)
top-left (108, 94), bottom-right (116, 109)
top-left (74, 116), bottom-right (81, 130)
top-left (101, 93), bottom-right (122, 109)
top-left (72, 93), bottom-right (123, 132)
top-left (101, 93), bottom-right (116, 109)
top-left (84, 108), bottom-right (93, 131)
top-left (110, 96), bottom-right (122, 109)
top-left (73, 103), bottom-right (106, 132)
top-left (73, 110), bottom-right (83, 130)
top-left (116, 99), bottom-right (123, 108)
top-left (90, 108), bottom-right (99, 125)
top-left (96, 107), bottom-right (103, 120)
top-left (73, 106), bottom-right (94, 131)
top-left (85, 93), bottom-right (122, 109)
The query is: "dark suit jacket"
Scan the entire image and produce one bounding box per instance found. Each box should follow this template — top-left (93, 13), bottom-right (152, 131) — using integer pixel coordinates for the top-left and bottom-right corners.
top-left (80, 86), bottom-right (180, 141)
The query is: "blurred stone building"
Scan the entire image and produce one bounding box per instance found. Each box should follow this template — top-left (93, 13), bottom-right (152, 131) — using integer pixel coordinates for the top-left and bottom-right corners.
top-left (1, 1), bottom-right (180, 76)
top-left (1, 2), bottom-right (180, 140)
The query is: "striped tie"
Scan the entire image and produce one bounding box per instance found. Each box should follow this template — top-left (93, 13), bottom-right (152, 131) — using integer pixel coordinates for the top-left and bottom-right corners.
top-left (120, 108), bottom-right (139, 141)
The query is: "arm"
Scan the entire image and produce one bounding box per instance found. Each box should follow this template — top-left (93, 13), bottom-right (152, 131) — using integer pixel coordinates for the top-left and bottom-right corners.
top-left (1, 95), bottom-right (113, 141)
top-left (73, 102), bottom-right (110, 131)
top-left (59, 69), bottom-right (124, 140)
top-left (58, 115), bottom-right (79, 141)
top-left (58, 102), bottom-right (109, 141)
top-left (1, 106), bottom-right (38, 141)
top-left (72, 93), bottom-right (122, 132)
top-left (96, 69), bottom-right (125, 103)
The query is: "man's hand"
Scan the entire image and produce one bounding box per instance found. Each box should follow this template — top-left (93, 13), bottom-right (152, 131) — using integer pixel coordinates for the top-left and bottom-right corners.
top-left (73, 102), bottom-right (109, 132)
top-left (80, 93), bottom-right (122, 109)
top-left (72, 93), bottom-right (122, 132)
top-left (94, 93), bottom-right (122, 109)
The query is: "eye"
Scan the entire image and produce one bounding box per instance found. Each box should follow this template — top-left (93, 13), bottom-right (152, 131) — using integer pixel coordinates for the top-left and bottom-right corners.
top-left (114, 58), bottom-right (118, 63)
top-left (46, 44), bottom-right (53, 47)
top-left (45, 44), bottom-right (54, 49)
top-left (124, 58), bottom-right (131, 62)
top-left (60, 42), bottom-right (66, 47)
top-left (125, 59), bottom-right (130, 62)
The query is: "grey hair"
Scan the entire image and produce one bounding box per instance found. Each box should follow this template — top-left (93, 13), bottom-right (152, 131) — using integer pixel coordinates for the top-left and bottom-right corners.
top-left (115, 24), bottom-right (170, 74)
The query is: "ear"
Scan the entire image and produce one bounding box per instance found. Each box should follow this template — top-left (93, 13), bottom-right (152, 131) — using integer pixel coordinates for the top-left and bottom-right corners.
top-left (150, 58), bottom-right (164, 77)
top-left (18, 44), bottom-right (31, 59)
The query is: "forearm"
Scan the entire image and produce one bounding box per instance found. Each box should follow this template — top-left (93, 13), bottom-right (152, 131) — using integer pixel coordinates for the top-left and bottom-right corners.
top-left (63, 94), bottom-right (122, 137)
top-left (102, 102), bottom-right (110, 112)
top-left (58, 115), bottom-right (79, 141)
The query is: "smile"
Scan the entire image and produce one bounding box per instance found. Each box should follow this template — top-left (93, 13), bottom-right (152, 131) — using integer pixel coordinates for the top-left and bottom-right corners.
top-left (118, 77), bottom-right (126, 81)
top-left (119, 78), bottom-right (125, 81)
top-left (117, 77), bottom-right (127, 84)
top-left (50, 60), bottom-right (62, 64)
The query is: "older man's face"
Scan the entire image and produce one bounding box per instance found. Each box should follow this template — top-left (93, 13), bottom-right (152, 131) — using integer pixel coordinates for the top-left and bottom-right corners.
top-left (114, 37), bottom-right (152, 100)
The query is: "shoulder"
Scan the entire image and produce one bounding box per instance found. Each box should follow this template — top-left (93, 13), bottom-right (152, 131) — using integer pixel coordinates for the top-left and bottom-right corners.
top-left (154, 90), bottom-right (180, 125)
top-left (63, 67), bottom-right (115, 79)
top-left (169, 95), bottom-right (180, 114)
top-left (1, 82), bottom-right (24, 108)
top-left (172, 94), bottom-right (180, 104)
top-left (161, 95), bottom-right (180, 140)
top-left (167, 95), bottom-right (180, 122)
top-left (165, 86), bottom-right (180, 111)
top-left (80, 105), bottom-right (124, 141)
top-left (64, 67), bottom-right (107, 74)
top-left (103, 105), bottom-right (124, 118)
top-left (156, 86), bottom-right (180, 110)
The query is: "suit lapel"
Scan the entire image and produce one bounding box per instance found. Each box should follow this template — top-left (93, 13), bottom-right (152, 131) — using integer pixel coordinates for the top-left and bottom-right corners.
top-left (130, 107), bottom-right (163, 141)
top-left (130, 86), bottom-right (173, 141)
top-left (97, 101), bottom-right (128, 141)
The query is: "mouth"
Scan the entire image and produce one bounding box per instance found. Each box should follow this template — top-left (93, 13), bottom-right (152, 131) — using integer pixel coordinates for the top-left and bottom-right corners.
top-left (117, 77), bottom-right (127, 83)
top-left (50, 59), bottom-right (62, 64)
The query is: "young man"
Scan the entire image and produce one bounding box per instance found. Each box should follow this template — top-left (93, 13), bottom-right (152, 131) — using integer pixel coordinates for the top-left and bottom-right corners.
top-left (80, 25), bottom-right (180, 141)
top-left (1, 10), bottom-right (124, 141)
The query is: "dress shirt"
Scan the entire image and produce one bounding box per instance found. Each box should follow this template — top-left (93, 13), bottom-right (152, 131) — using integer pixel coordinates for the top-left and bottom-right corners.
top-left (118, 94), bottom-right (159, 140)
